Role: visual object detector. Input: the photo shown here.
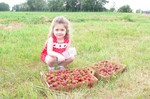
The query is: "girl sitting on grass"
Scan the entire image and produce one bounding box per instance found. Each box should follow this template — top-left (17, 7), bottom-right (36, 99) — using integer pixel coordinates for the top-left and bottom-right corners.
top-left (40, 16), bottom-right (75, 70)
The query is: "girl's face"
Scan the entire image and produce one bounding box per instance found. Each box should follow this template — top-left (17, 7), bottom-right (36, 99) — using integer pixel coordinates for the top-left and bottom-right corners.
top-left (53, 24), bottom-right (67, 39)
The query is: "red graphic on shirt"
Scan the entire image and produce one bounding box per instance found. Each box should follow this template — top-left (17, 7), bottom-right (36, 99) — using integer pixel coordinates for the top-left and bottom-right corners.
top-left (40, 35), bottom-right (69, 62)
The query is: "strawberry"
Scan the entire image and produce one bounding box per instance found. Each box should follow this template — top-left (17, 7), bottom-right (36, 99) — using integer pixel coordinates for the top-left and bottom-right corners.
top-left (50, 82), bottom-right (58, 87)
top-left (61, 81), bottom-right (67, 86)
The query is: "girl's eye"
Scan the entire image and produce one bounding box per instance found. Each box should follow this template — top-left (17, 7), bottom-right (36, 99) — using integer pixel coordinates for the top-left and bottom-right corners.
top-left (55, 29), bottom-right (59, 31)
top-left (61, 29), bottom-right (64, 31)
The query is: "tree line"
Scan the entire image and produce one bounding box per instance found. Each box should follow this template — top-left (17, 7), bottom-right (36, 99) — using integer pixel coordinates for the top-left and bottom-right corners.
top-left (13, 0), bottom-right (109, 12)
top-left (0, 0), bottom-right (133, 13)
top-left (0, 2), bottom-right (10, 11)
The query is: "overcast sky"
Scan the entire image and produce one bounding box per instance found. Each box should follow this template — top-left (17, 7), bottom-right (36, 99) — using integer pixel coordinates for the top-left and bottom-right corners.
top-left (105, 0), bottom-right (150, 11)
top-left (0, 0), bottom-right (150, 11)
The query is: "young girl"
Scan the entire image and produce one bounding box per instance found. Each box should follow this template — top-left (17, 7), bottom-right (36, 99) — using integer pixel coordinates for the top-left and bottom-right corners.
top-left (40, 16), bottom-right (74, 70)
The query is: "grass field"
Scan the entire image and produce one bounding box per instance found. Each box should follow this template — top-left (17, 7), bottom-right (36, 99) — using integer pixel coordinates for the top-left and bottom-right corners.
top-left (0, 12), bottom-right (150, 99)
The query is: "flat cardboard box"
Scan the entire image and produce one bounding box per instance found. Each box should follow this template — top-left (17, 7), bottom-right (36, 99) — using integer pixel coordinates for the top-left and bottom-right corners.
top-left (40, 68), bottom-right (98, 91)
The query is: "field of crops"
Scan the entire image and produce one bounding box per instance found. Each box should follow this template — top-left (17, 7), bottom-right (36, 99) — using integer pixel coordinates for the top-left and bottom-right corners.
top-left (0, 12), bottom-right (150, 98)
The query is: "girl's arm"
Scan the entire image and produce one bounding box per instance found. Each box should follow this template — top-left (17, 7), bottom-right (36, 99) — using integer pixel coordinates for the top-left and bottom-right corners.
top-left (47, 37), bottom-right (65, 61)
top-left (47, 37), bottom-right (60, 57)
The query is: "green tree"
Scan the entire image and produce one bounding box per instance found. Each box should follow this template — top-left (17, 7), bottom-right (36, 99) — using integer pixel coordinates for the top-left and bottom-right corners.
top-left (27, 0), bottom-right (47, 11)
top-left (48, 0), bottom-right (65, 11)
top-left (64, 0), bottom-right (80, 11)
top-left (82, 0), bottom-right (94, 11)
top-left (0, 2), bottom-right (10, 11)
top-left (47, 0), bottom-right (109, 12)
top-left (95, 0), bottom-right (109, 11)
top-left (81, 0), bottom-right (108, 11)
top-left (1, 0), bottom-right (111, 12)
top-left (12, 3), bottom-right (30, 11)
top-left (118, 5), bottom-right (132, 13)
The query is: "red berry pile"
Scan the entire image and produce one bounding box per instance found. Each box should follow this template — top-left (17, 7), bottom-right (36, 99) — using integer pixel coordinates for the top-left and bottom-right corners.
top-left (93, 60), bottom-right (120, 77)
top-left (46, 69), bottom-right (95, 88)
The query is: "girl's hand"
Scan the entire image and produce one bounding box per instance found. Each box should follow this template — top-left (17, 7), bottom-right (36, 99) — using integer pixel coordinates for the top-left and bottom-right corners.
top-left (57, 54), bottom-right (65, 62)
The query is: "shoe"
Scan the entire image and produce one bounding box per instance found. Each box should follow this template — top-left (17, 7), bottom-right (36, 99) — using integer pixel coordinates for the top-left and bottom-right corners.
top-left (48, 66), bottom-right (55, 71)
top-left (58, 65), bottom-right (65, 70)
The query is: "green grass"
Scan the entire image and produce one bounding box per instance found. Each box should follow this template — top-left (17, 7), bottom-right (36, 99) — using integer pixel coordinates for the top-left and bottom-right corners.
top-left (0, 12), bottom-right (150, 99)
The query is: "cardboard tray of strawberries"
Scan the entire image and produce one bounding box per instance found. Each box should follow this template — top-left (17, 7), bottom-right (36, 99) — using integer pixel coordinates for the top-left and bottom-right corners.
top-left (40, 68), bottom-right (98, 91)
top-left (86, 60), bottom-right (126, 81)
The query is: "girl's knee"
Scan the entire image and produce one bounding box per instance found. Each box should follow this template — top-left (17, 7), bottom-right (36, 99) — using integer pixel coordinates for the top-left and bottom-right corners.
top-left (45, 56), bottom-right (56, 65)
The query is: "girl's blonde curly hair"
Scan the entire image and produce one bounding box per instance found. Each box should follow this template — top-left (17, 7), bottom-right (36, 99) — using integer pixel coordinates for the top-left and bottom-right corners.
top-left (48, 16), bottom-right (71, 38)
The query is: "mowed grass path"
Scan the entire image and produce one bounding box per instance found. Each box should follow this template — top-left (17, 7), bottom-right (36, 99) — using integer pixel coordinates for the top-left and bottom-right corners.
top-left (0, 12), bottom-right (150, 99)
